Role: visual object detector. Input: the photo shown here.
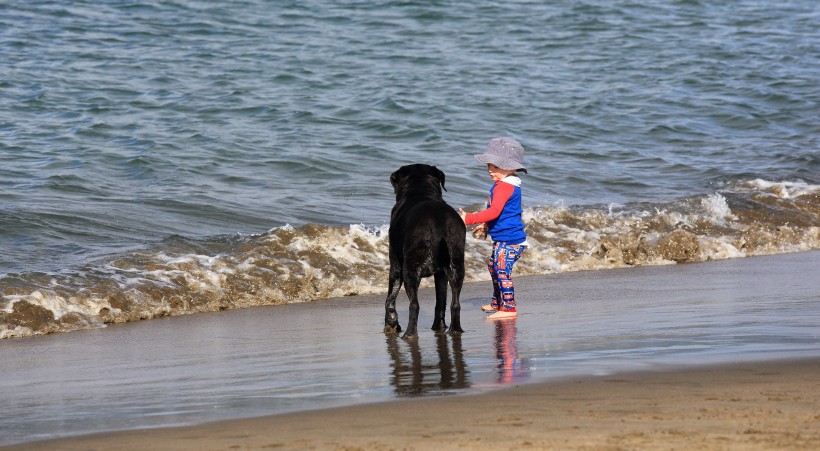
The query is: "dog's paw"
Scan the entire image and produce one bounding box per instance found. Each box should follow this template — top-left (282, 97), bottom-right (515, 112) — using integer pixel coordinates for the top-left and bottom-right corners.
top-left (431, 323), bottom-right (448, 333)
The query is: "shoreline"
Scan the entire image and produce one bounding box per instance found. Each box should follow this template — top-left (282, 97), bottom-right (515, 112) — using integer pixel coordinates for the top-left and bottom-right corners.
top-left (2, 251), bottom-right (818, 449)
top-left (6, 356), bottom-right (819, 450)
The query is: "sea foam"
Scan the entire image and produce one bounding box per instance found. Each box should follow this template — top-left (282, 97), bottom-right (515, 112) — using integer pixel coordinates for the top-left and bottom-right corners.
top-left (1, 180), bottom-right (818, 339)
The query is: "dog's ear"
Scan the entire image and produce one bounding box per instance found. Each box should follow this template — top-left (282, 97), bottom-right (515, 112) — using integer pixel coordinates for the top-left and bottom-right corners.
top-left (432, 166), bottom-right (447, 191)
top-left (390, 169), bottom-right (402, 192)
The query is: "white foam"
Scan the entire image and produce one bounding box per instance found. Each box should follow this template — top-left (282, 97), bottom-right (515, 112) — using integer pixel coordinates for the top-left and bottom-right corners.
top-left (3, 184), bottom-right (817, 340)
top-left (3, 290), bottom-right (113, 321)
top-left (701, 193), bottom-right (737, 223)
top-left (743, 179), bottom-right (820, 198)
top-left (700, 237), bottom-right (746, 260)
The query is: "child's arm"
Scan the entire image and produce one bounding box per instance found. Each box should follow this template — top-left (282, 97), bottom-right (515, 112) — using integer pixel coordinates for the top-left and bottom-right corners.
top-left (463, 183), bottom-right (514, 225)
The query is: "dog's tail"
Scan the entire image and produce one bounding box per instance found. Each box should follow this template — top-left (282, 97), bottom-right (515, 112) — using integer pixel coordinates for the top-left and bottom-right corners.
top-left (438, 236), bottom-right (464, 277)
top-left (437, 238), bottom-right (450, 266)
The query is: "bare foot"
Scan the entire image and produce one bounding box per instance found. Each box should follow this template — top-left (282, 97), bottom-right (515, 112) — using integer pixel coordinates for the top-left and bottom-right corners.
top-left (481, 304), bottom-right (498, 312)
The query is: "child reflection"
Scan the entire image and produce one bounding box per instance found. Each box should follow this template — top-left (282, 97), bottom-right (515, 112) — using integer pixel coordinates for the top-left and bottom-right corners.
top-left (385, 334), bottom-right (469, 397)
top-left (494, 318), bottom-right (529, 384)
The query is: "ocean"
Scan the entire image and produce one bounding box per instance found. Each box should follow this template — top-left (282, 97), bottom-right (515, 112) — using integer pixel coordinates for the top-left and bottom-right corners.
top-left (1, 1), bottom-right (818, 337)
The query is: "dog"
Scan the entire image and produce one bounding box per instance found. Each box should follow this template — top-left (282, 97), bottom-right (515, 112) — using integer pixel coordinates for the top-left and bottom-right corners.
top-left (384, 164), bottom-right (466, 338)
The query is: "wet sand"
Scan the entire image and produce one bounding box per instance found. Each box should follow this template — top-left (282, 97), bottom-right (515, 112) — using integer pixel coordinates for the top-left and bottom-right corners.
top-left (1, 251), bottom-right (819, 449)
top-left (8, 357), bottom-right (820, 450)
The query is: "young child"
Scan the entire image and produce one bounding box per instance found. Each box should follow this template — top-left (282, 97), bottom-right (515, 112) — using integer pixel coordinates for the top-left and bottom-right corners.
top-left (458, 137), bottom-right (528, 320)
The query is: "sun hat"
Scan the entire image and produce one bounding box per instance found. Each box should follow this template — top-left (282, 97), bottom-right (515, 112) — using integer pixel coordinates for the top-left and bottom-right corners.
top-left (474, 137), bottom-right (527, 174)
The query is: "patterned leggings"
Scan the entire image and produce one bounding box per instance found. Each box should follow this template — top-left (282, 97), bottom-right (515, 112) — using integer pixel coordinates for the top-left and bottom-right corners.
top-left (488, 241), bottom-right (525, 312)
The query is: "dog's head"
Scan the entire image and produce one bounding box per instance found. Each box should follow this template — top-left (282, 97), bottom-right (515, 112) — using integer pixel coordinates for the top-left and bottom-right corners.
top-left (390, 164), bottom-right (447, 200)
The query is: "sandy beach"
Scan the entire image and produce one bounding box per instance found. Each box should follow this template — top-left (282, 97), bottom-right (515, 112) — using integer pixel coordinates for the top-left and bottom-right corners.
top-left (2, 251), bottom-right (818, 450)
top-left (7, 357), bottom-right (819, 450)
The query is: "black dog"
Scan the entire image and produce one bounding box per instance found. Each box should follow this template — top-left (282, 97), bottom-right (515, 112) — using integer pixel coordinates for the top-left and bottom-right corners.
top-left (384, 164), bottom-right (466, 338)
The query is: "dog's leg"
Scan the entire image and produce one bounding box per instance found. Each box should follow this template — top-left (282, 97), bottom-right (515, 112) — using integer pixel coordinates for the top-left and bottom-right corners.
top-left (431, 270), bottom-right (448, 333)
top-left (384, 264), bottom-right (403, 334)
top-left (447, 287), bottom-right (463, 334)
top-left (402, 275), bottom-right (421, 338)
top-left (447, 270), bottom-right (465, 334)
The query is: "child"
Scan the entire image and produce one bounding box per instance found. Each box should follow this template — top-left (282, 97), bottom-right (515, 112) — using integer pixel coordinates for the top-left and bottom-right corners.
top-left (458, 137), bottom-right (528, 320)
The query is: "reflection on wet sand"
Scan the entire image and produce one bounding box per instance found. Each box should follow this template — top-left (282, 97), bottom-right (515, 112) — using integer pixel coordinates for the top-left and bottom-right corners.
top-left (494, 318), bottom-right (529, 384)
top-left (385, 334), bottom-right (469, 397)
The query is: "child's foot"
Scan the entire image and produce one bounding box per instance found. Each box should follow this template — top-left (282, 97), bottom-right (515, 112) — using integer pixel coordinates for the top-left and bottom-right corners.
top-left (486, 310), bottom-right (517, 320)
top-left (481, 304), bottom-right (498, 313)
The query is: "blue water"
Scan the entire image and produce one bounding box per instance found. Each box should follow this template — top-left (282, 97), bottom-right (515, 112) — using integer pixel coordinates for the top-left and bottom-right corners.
top-left (2, 0), bottom-right (818, 275)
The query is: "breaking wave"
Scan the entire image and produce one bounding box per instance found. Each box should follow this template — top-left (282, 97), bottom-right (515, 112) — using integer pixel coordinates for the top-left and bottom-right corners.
top-left (2, 179), bottom-right (817, 339)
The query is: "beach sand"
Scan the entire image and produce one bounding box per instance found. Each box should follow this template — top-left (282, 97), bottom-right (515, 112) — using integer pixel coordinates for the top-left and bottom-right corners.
top-left (6, 358), bottom-right (819, 450)
top-left (2, 251), bottom-right (819, 450)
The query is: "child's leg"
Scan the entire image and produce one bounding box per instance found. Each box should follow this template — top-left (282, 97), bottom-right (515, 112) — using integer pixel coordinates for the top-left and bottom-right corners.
top-left (493, 243), bottom-right (524, 312)
top-left (488, 246), bottom-right (501, 305)
top-left (481, 245), bottom-right (502, 312)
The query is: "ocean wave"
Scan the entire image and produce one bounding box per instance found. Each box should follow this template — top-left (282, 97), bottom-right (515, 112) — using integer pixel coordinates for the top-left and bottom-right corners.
top-left (2, 179), bottom-right (817, 339)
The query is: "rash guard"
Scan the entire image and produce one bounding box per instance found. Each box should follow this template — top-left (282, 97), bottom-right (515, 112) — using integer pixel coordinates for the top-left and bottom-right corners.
top-left (464, 175), bottom-right (526, 244)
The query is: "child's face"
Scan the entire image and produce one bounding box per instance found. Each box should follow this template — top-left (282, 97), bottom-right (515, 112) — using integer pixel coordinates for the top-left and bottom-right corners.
top-left (487, 163), bottom-right (515, 182)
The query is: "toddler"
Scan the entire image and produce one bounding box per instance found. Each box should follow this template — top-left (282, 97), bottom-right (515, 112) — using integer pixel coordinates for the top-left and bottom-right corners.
top-left (459, 137), bottom-right (528, 319)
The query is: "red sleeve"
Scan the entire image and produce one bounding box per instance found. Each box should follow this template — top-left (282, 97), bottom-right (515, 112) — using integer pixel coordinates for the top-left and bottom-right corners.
top-left (465, 182), bottom-right (514, 225)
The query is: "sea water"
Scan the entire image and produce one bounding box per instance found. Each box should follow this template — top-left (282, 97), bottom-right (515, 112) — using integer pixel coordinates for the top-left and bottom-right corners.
top-left (2, 0), bottom-right (818, 339)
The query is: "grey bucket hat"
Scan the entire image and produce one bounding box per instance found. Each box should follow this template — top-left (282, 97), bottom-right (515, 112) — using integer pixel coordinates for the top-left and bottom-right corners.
top-left (474, 137), bottom-right (527, 174)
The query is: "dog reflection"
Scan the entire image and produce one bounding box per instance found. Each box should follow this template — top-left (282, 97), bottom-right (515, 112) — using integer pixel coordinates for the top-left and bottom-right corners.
top-left (494, 318), bottom-right (529, 384)
top-left (385, 333), bottom-right (469, 397)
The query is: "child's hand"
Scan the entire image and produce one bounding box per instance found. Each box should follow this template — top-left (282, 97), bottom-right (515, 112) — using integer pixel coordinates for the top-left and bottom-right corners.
top-left (472, 223), bottom-right (488, 240)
